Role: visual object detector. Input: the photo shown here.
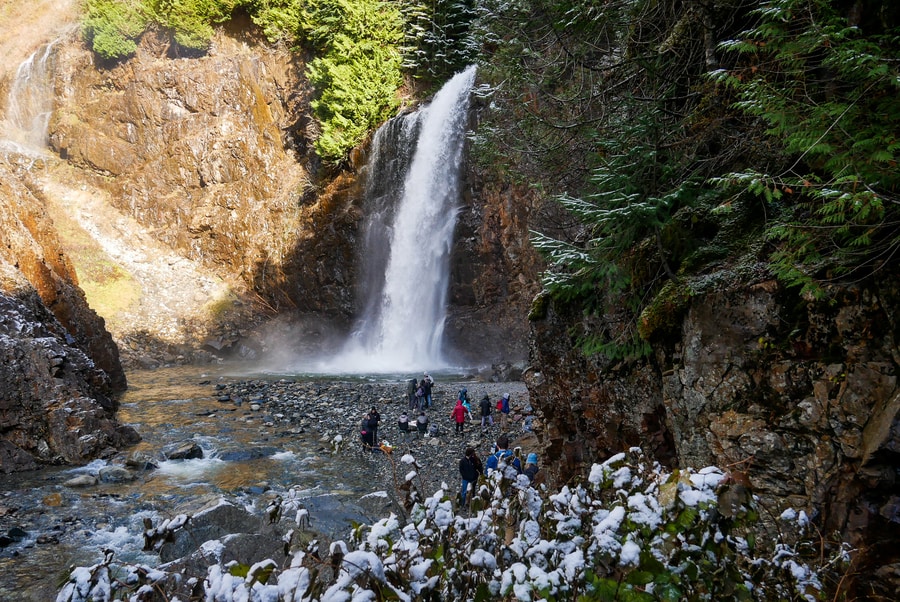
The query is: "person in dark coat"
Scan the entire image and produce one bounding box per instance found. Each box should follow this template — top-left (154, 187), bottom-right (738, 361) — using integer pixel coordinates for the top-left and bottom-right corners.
top-left (479, 394), bottom-right (494, 432)
top-left (406, 378), bottom-right (418, 410)
top-left (459, 447), bottom-right (482, 506)
top-left (422, 372), bottom-right (434, 408)
top-left (368, 406), bottom-right (381, 444)
top-left (360, 412), bottom-right (376, 450)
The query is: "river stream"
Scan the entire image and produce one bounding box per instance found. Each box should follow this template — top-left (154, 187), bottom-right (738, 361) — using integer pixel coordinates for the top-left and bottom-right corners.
top-left (0, 364), bottom-right (430, 601)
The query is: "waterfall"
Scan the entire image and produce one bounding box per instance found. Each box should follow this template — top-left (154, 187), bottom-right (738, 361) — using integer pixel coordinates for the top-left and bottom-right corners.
top-left (324, 65), bottom-right (477, 374)
top-left (1, 41), bottom-right (57, 154)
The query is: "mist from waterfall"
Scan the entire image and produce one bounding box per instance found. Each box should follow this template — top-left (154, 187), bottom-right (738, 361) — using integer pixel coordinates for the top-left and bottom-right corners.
top-left (320, 66), bottom-right (477, 374)
top-left (1, 42), bottom-right (57, 154)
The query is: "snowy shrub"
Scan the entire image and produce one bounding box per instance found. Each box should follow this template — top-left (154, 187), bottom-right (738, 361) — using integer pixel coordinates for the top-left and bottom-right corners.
top-left (56, 448), bottom-right (847, 601)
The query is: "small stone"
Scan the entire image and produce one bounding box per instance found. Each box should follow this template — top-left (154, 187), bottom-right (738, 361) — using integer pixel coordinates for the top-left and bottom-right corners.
top-left (42, 493), bottom-right (63, 507)
top-left (63, 475), bottom-right (98, 488)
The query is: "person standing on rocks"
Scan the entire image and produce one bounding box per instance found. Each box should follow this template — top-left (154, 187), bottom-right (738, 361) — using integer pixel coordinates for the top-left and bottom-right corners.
top-left (407, 378), bottom-right (418, 410)
top-left (498, 392), bottom-right (511, 432)
top-left (368, 406), bottom-right (381, 445)
top-left (450, 399), bottom-right (467, 435)
top-left (458, 387), bottom-right (473, 420)
top-left (415, 382), bottom-right (426, 411)
top-left (360, 412), bottom-right (375, 450)
top-left (479, 394), bottom-right (494, 433)
top-left (422, 372), bottom-right (434, 408)
top-left (459, 446), bottom-right (482, 506)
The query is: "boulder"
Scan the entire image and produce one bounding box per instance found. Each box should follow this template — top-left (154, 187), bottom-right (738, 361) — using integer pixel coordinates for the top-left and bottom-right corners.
top-left (163, 442), bottom-right (204, 461)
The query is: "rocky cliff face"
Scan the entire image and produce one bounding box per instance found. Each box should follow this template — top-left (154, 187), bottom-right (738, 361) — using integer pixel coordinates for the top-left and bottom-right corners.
top-left (528, 267), bottom-right (900, 596)
top-left (0, 156), bottom-right (138, 473)
top-left (47, 22), bottom-right (357, 319)
top-left (446, 167), bottom-right (544, 371)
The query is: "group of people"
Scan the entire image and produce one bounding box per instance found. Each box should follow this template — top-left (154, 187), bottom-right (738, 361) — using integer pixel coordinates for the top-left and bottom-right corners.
top-left (406, 373), bottom-right (434, 411)
top-left (359, 376), bottom-right (539, 506)
top-left (395, 409), bottom-right (434, 440)
top-left (449, 387), bottom-right (513, 435)
top-left (458, 433), bottom-right (540, 506)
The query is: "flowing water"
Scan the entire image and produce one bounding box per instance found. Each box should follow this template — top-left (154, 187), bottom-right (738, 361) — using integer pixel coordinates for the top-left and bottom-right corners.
top-left (1, 41), bottom-right (56, 154)
top-left (0, 365), bottom-right (391, 601)
top-left (324, 66), bottom-right (478, 374)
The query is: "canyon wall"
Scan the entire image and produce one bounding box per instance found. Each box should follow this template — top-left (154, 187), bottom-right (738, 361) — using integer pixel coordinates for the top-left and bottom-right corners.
top-left (0, 156), bottom-right (138, 473)
top-left (527, 266), bottom-right (900, 597)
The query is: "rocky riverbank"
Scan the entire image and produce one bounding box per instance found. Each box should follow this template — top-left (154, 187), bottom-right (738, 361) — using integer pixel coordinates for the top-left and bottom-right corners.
top-left (209, 376), bottom-right (537, 510)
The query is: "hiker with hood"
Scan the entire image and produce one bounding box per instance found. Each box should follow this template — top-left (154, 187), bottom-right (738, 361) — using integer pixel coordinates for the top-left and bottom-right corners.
top-left (397, 411), bottom-right (411, 441)
top-left (422, 372), bottom-right (434, 408)
top-left (498, 392), bottom-right (511, 431)
top-left (416, 411), bottom-right (429, 437)
top-left (479, 394), bottom-right (494, 432)
top-left (458, 447), bottom-right (482, 506)
top-left (458, 387), bottom-right (473, 420)
top-left (450, 398), bottom-right (467, 434)
top-left (524, 453), bottom-right (540, 483)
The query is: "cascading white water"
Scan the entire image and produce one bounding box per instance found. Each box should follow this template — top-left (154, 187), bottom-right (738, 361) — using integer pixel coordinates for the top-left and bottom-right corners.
top-left (1, 41), bottom-right (57, 154)
top-left (323, 65), bottom-right (477, 374)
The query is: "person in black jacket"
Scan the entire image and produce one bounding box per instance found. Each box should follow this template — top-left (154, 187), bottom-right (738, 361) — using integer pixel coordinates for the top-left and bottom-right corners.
top-left (479, 394), bottom-right (494, 432)
top-left (367, 406), bottom-right (381, 445)
top-left (459, 446), bottom-right (482, 506)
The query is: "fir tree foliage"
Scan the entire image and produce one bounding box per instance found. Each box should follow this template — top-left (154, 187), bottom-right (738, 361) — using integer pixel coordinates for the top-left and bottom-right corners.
top-left (710, 0), bottom-right (900, 296)
top-left (300, 0), bottom-right (405, 163)
top-left (477, 0), bottom-right (741, 359)
top-left (82, 0), bottom-right (151, 60)
top-left (401, 0), bottom-right (480, 85)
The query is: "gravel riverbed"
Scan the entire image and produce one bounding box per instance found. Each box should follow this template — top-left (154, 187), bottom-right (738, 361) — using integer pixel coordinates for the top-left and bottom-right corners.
top-left (211, 376), bottom-right (537, 511)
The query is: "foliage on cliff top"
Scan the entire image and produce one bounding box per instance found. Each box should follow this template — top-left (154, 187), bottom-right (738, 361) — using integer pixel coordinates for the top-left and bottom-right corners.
top-left (57, 448), bottom-right (846, 601)
top-left (475, 0), bottom-right (900, 358)
top-left (80, 0), bottom-right (478, 164)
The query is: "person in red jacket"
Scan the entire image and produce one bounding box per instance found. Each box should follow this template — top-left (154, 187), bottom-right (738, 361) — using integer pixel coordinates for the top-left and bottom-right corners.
top-left (450, 399), bottom-right (467, 434)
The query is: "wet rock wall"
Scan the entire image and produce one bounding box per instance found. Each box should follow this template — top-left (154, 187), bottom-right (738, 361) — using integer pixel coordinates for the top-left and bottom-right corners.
top-left (528, 267), bottom-right (900, 596)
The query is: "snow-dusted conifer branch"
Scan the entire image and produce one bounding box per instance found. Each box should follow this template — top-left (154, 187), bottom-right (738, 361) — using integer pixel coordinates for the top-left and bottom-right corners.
top-left (56, 449), bottom-right (848, 602)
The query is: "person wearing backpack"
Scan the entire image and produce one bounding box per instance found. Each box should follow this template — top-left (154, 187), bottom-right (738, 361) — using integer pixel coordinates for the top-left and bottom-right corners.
top-left (479, 394), bottom-right (494, 433)
top-left (422, 372), bottom-right (434, 408)
top-left (485, 434), bottom-right (519, 475)
top-left (415, 383), bottom-right (425, 411)
top-left (498, 392), bottom-right (511, 431)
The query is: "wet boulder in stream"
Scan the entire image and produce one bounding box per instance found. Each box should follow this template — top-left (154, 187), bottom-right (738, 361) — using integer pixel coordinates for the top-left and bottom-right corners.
top-left (163, 441), bottom-right (204, 460)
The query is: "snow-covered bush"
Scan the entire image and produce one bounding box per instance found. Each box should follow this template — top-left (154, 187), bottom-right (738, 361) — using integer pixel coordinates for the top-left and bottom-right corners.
top-left (56, 448), bottom-right (847, 601)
